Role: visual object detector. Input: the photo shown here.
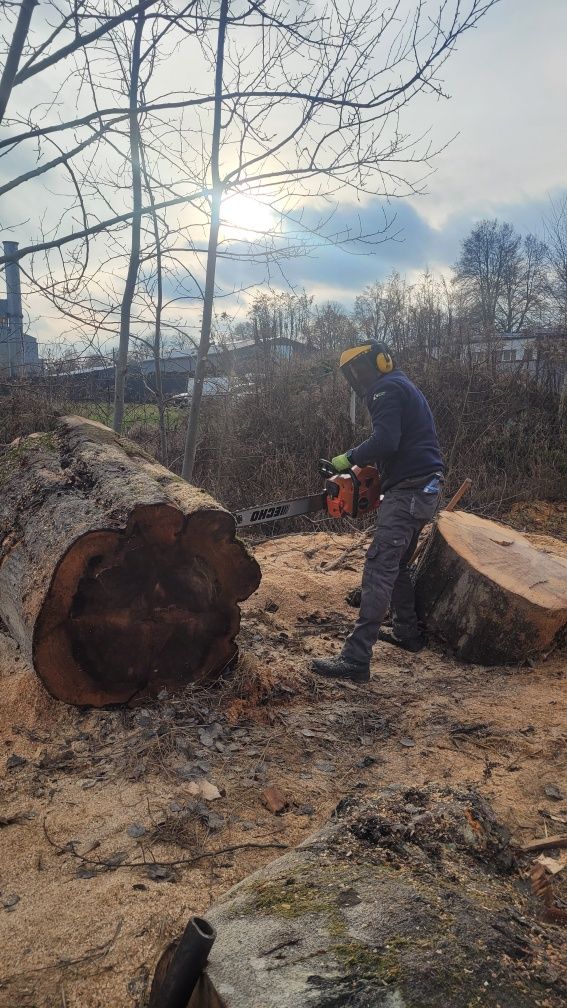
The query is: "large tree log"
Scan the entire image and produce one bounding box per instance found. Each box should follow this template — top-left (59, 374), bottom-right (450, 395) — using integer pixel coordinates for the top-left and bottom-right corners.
top-left (0, 416), bottom-right (261, 706)
top-left (415, 510), bottom-right (567, 664)
top-left (194, 787), bottom-right (566, 1008)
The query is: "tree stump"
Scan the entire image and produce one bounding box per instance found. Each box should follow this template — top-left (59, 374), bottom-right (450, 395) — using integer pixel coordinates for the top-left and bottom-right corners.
top-left (197, 787), bottom-right (566, 1007)
top-left (415, 510), bottom-right (567, 664)
top-left (0, 417), bottom-right (261, 706)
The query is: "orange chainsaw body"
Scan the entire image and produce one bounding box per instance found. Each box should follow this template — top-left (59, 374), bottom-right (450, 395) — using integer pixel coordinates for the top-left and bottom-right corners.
top-left (325, 465), bottom-right (381, 519)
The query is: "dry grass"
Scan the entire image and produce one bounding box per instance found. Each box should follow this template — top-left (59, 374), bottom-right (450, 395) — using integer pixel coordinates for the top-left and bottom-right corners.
top-left (1, 353), bottom-right (564, 519)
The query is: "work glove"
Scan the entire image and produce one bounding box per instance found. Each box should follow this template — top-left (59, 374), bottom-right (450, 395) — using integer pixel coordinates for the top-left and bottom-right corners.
top-left (331, 453), bottom-right (351, 473)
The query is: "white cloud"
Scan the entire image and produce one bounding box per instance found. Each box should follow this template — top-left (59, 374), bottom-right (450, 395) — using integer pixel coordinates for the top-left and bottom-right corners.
top-left (405, 0), bottom-right (567, 227)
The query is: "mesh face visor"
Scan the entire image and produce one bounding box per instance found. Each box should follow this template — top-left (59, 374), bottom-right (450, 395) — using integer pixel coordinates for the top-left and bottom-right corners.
top-left (339, 347), bottom-right (380, 397)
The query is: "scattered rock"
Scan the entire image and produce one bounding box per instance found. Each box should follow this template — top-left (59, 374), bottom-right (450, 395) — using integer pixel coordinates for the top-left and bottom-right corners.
top-left (146, 863), bottom-right (177, 883)
top-left (186, 778), bottom-right (222, 801)
top-left (544, 785), bottom-right (565, 801)
top-left (76, 865), bottom-right (99, 879)
top-left (127, 823), bottom-right (147, 839)
top-left (201, 809), bottom-right (225, 832)
top-left (6, 754), bottom-right (27, 770)
top-left (106, 850), bottom-right (128, 867)
top-left (133, 709), bottom-right (153, 727)
top-left (177, 761), bottom-right (211, 781)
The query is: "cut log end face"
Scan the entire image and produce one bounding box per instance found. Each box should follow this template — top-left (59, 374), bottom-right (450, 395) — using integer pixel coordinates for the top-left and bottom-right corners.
top-left (33, 505), bottom-right (260, 707)
top-left (415, 510), bottom-right (567, 665)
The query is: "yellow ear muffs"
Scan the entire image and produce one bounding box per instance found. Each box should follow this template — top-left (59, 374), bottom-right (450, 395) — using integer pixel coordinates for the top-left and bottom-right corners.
top-left (376, 350), bottom-right (393, 374)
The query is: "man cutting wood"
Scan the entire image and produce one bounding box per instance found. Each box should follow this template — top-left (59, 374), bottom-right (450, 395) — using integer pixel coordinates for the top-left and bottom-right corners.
top-left (312, 341), bottom-right (444, 683)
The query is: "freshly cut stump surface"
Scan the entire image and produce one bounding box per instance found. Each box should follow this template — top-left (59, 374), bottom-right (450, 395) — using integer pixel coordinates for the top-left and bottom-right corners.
top-left (415, 510), bottom-right (567, 664)
top-left (0, 417), bottom-right (260, 706)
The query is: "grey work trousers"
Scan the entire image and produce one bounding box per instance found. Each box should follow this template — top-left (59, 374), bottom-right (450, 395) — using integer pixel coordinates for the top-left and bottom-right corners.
top-left (341, 481), bottom-right (441, 667)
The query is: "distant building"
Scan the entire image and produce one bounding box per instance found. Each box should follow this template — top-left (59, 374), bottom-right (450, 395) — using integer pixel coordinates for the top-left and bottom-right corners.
top-left (220, 336), bottom-right (306, 374)
top-left (0, 240), bottom-right (40, 376)
top-left (468, 330), bottom-right (566, 395)
top-left (51, 336), bottom-right (307, 402)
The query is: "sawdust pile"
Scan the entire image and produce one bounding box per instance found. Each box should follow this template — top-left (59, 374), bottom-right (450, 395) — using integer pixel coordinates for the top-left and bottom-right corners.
top-left (505, 500), bottom-right (567, 542)
top-left (0, 524), bottom-right (566, 1008)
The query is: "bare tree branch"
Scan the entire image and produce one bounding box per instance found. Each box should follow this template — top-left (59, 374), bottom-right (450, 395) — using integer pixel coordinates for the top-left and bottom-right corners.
top-left (0, 0), bottom-right (38, 123)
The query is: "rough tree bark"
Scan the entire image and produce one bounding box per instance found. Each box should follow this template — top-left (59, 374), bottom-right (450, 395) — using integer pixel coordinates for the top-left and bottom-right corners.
top-left (181, 0), bottom-right (228, 481)
top-left (0, 416), bottom-right (260, 707)
top-left (113, 11), bottom-right (145, 434)
top-left (415, 510), bottom-right (567, 664)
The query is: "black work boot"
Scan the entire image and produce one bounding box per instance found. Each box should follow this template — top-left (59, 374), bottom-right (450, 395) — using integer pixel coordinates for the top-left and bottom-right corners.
top-left (312, 655), bottom-right (370, 683)
top-left (378, 630), bottom-right (426, 653)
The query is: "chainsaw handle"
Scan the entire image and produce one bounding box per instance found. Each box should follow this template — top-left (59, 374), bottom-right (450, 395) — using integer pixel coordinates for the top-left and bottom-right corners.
top-left (348, 467), bottom-right (361, 516)
top-left (319, 458), bottom-right (360, 483)
top-left (319, 458), bottom-right (337, 477)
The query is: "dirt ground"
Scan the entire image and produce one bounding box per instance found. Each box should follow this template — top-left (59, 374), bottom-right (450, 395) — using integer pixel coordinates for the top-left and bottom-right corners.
top-left (0, 520), bottom-right (566, 1008)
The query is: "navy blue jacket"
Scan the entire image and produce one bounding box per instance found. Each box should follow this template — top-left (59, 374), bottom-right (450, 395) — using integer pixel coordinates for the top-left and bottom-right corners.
top-left (348, 370), bottom-right (444, 491)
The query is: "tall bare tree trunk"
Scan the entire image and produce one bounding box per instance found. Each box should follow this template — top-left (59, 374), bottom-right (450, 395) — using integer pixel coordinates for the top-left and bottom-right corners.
top-left (153, 231), bottom-right (168, 464)
top-left (113, 12), bottom-right (145, 433)
top-left (182, 0), bottom-right (229, 482)
top-left (0, 0), bottom-right (37, 123)
top-left (140, 143), bottom-right (168, 463)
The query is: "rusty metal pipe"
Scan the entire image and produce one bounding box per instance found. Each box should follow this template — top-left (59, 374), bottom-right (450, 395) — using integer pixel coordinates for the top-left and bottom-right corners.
top-left (148, 915), bottom-right (217, 1008)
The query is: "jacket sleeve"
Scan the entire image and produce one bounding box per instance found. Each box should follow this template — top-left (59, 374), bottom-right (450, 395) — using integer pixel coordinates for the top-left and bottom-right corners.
top-left (348, 387), bottom-right (402, 467)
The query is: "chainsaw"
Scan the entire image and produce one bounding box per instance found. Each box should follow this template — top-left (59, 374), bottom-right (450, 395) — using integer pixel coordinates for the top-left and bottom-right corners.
top-left (233, 460), bottom-right (381, 529)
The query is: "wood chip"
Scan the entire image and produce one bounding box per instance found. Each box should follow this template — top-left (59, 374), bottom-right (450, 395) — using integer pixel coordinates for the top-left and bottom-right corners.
top-left (535, 853), bottom-right (567, 876)
top-left (260, 786), bottom-right (288, 815)
top-left (199, 779), bottom-right (221, 801)
top-left (186, 778), bottom-right (221, 801)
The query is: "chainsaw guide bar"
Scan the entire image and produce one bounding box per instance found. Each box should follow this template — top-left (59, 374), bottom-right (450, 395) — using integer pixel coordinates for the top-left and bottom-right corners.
top-left (233, 464), bottom-right (381, 529)
top-left (234, 492), bottom-right (326, 528)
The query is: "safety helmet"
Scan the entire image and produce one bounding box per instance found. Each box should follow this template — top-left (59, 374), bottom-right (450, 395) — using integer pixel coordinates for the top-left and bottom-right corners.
top-left (339, 341), bottom-right (394, 396)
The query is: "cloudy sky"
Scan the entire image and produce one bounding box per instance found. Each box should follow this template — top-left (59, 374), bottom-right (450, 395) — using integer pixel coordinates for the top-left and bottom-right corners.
top-left (223, 0), bottom-right (567, 307)
top-left (3, 0), bottom-right (567, 349)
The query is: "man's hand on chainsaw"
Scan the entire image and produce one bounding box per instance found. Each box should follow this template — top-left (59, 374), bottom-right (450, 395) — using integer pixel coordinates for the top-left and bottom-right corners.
top-left (331, 453), bottom-right (352, 473)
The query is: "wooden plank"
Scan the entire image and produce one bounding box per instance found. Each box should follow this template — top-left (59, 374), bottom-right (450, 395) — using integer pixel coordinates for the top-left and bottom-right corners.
top-left (519, 834), bottom-right (567, 853)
